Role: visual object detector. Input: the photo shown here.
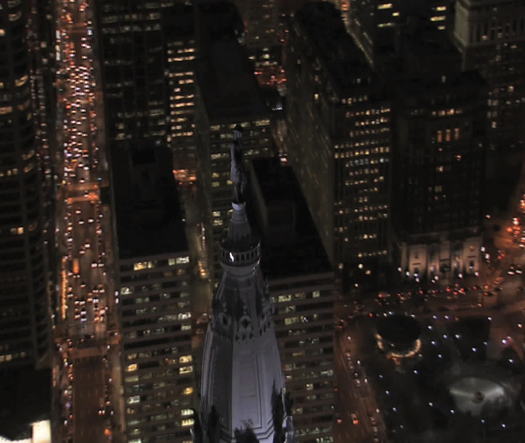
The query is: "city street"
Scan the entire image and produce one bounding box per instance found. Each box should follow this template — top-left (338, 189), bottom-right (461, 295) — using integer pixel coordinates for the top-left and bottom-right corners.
top-left (334, 186), bottom-right (525, 442)
top-left (73, 358), bottom-right (107, 442)
top-left (335, 318), bottom-right (387, 443)
top-left (54, 0), bottom-right (118, 441)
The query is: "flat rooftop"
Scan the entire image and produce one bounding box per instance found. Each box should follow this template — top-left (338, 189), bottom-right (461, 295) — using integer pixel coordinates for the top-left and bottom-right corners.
top-left (163, 3), bottom-right (194, 40)
top-left (196, 38), bottom-right (269, 121)
top-left (112, 145), bottom-right (188, 259)
top-left (0, 367), bottom-right (50, 441)
top-left (248, 157), bottom-right (332, 279)
top-left (295, 2), bottom-right (374, 94)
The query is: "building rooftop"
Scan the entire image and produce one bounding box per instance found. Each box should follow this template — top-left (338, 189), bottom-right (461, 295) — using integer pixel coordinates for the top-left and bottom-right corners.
top-left (163, 3), bottom-right (194, 40)
top-left (196, 38), bottom-right (269, 121)
top-left (0, 367), bottom-right (50, 441)
top-left (195, 2), bottom-right (268, 122)
top-left (295, 2), bottom-right (374, 95)
top-left (112, 145), bottom-right (188, 259)
top-left (248, 157), bottom-right (332, 279)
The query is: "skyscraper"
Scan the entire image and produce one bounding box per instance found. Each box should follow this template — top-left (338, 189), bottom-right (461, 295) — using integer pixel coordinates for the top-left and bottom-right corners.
top-left (232, 0), bottom-right (284, 88)
top-left (163, 4), bottom-right (197, 173)
top-left (249, 158), bottom-right (337, 442)
top-left (348, 0), bottom-right (453, 66)
top-left (285, 2), bottom-right (392, 284)
top-left (453, 0), bottom-right (525, 151)
top-left (111, 146), bottom-right (195, 442)
top-left (391, 23), bottom-right (486, 281)
top-left (0, 0), bottom-right (50, 367)
top-left (196, 131), bottom-right (294, 442)
top-left (95, 1), bottom-right (173, 151)
top-left (195, 4), bottom-right (273, 278)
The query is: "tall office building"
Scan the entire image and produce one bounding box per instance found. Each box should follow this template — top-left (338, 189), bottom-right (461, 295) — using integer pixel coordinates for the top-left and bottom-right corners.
top-left (233, 0), bottom-right (281, 50)
top-left (232, 0), bottom-right (284, 87)
top-left (249, 158), bottom-right (337, 442)
top-left (196, 132), bottom-right (294, 443)
top-left (285, 2), bottom-right (392, 284)
top-left (163, 4), bottom-right (198, 173)
top-left (111, 146), bottom-right (195, 442)
top-left (391, 25), bottom-right (486, 280)
top-left (453, 0), bottom-right (525, 151)
top-left (28, 0), bottom-right (56, 183)
top-left (28, 0), bottom-right (57, 337)
top-left (0, 0), bottom-right (50, 367)
top-left (97, 1), bottom-right (202, 172)
top-left (95, 1), bottom-right (173, 151)
top-left (195, 3), bottom-right (273, 277)
top-left (348, 0), bottom-right (453, 66)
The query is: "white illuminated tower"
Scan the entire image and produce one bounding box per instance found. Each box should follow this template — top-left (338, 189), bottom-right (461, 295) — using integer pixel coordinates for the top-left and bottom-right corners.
top-left (196, 130), bottom-right (295, 442)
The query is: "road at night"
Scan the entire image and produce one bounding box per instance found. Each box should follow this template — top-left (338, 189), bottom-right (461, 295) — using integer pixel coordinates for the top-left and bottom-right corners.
top-left (54, 0), bottom-right (118, 441)
top-left (334, 197), bottom-right (525, 442)
top-left (73, 357), bottom-right (107, 442)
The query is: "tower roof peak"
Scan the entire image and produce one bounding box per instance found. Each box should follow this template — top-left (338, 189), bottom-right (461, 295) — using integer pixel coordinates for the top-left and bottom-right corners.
top-left (221, 129), bottom-right (259, 266)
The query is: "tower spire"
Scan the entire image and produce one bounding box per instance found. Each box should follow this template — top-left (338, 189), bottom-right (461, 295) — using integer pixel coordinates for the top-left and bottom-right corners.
top-left (230, 127), bottom-right (247, 204)
top-left (197, 130), bottom-right (295, 442)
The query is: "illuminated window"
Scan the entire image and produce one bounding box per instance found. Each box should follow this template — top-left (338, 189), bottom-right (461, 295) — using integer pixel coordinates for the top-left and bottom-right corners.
top-left (377, 3), bottom-right (393, 9)
top-left (278, 294), bottom-right (292, 303)
top-left (284, 317), bottom-right (299, 326)
top-left (15, 75), bottom-right (28, 87)
top-left (183, 387), bottom-right (193, 395)
top-left (179, 355), bottom-right (192, 364)
top-left (181, 418), bottom-right (195, 427)
top-left (121, 287), bottom-right (132, 295)
top-left (127, 396), bottom-right (140, 404)
top-left (176, 256), bottom-right (190, 264)
top-left (181, 409), bottom-right (193, 417)
top-left (126, 364), bottom-right (138, 372)
top-left (134, 261), bottom-right (154, 271)
top-left (9, 11), bottom-right (22, 21)
top-left (179, 366), bottom-right (193, 375)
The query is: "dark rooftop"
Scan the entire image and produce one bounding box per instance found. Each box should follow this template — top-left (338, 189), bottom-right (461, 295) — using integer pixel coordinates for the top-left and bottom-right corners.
top-left (163, 3), bottom-right (194, 39)
top-left (0, 367), bottom-right (50, 440)
top-left (112, 145), bottom-right (188, 259)
top-left (196, 38), bottom-right (269, 121)
top-left (295, 2), bottom-right (374, 94)
top-left (248, 157), bottom-right (332, 279)
top-left (194, 2), bottom-right (268, 122)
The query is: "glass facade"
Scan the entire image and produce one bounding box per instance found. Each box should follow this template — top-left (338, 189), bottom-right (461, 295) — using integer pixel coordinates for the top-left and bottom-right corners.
top-left (0, 0), bottom-right (49, 367)
top-left (118, 253), bottom-right (194, 442)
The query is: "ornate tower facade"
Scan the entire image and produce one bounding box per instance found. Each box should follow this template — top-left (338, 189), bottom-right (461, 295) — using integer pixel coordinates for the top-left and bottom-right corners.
top-left (197, 130), bottom-right (294, 442)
